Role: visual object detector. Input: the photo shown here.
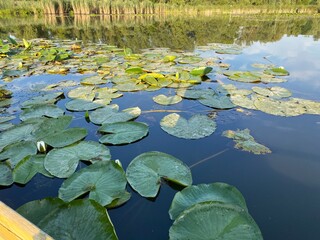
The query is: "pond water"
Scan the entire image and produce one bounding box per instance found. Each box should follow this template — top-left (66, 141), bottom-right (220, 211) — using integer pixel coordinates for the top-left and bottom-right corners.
top-left (0, 15), bottom-right (320, 240)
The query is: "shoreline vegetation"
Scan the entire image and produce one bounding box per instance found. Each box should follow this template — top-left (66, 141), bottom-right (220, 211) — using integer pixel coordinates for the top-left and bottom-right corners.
top-left (0, 0), bottom-right (319, 17)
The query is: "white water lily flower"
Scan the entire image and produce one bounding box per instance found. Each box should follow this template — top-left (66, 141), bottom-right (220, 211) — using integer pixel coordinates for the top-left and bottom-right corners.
top-left (115, 159), bottom-right (122, 168)
top-left (37, 141), bottom-right (47, 153)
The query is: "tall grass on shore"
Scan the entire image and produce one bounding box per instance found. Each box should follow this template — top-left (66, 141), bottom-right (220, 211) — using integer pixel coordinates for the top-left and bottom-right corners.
top-left (0, 0), bottom-right (319, 17)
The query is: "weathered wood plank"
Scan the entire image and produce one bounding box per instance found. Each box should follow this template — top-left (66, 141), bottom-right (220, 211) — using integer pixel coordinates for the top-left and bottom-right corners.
top-left (0, 201), bottom-right (53, 240)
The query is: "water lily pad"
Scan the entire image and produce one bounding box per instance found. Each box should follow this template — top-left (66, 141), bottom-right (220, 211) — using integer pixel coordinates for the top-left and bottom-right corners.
top-left (114, 82), bottom-right (147, 92)
top-left (17, 198), bottom-right (118, 240)
top-left (169, 202), bottom-right (263, 240)
top-left (59, 161), bottom-right (129, 207)
top-left (160, 113), bottom-right (216, 139)
top-left (264, 67), bottom-right (289, 76)
top-left (223, 129), bottom-right (271, 154)
top-left (20, 104), bottom-right (64, 121)
top-left (0, 123), bottom-right (35, 150)
top-left (292, 98), bottom-right (320, 115)
top-left (190, 67), bottom-right (213, 76)
top-left (13, 155), bottom-right (52, 184)
top-left (224, 71), bottom-right (261, 83)
top-left (230, 95), bottom-right (257, 110)
top-left (125, 66), bottom-right (143, 74)
top-left (176, 88), bottom-right (215, 99)
top-left (44, 141), bottom-right (111, 178)
top-left (81, 75), bottom-right (107, 85)
top-left (42, 128), bottom-right (87, 148)
top-left (0, 141), bottom-right (37, 168)
top-left (21, 92), bottom-right (64, 108)
top-left (89, 106), bottom-right (141, 125)
top-left (68, 86), bottom-right (95, 101)
top-left (169, 183), bottom-right (248, 220)
top-left (177, 56), bottom-right (202, 64)
top-left (0, 162), bottom-right (13, 186)
top-left (252, 86), bottom-right (291, 99)
top-left (66, 99), bottom-right (104, 111)
top-left (153, 94), bottom-right (182, 105)
top-left (99, 122), bottom-right (148, 145)
top-left (199, 95), bottom-right (235, 109)
top-left (254, 96), bottom-right (306, 117)
top-left (126, 151), bottom-right (192, 198)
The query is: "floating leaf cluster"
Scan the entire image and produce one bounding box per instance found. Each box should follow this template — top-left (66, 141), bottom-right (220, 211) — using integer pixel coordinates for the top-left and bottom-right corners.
top-left (1, 37), bottom-right (320, 239)
top-left (223, 129), bottom-right (271, 155)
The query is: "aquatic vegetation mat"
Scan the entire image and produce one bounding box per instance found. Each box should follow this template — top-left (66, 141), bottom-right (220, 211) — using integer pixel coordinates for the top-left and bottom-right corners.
top-left (0, 37), bottom-right (319, 239)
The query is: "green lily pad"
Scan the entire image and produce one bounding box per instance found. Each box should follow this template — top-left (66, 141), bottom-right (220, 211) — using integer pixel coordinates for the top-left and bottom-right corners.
top-left (67, 86), bottom-right (95, 101)
top-left (169, 202), bottom-right (263, 240)
top-left (230, 95), bottom-right (257, 110)
top-left (20, 104), bottom-right (64, 121)
top-left (81, 75), bottom-right (107, 85)
top-left (125, 66), bottom-right (143, 74)
top-left (252, 86), bottom-right (291, 99)
top-left (0, 141), bottom-right (37, 168)
top-left (44, 141), bottom-right (111, 178)
top-left (99, 122), bottom-right (148, 145)
top-left (264, 67), bottom-right (289, 76)
top-left (223, 129), bottom-right (271, 154)
top-left (0, 123), bottom-right (35, 150)
top-left (190, 67), bottom-right (213, 76)
top-left (0, 162), bottom-right (13, 186)
top-left (114, 82), bottom-right (147, 92)
top-left (199, 95), bottom-right (235, 109)
top-left (224, 71), bottom-right (261, 83)
top-left (160, 113), bottom-right (216, 139)
top-left (89, 106), bottom-right (141, 125)
top-left (42, 128), bottom-right (87, 148)
top-left (66, 99), bottom-right (104, 111)
top-left (169, 183), bottom-right (248, 220)
top-left (33, 115), bottom-right (73, 140)
top-left (17, 198), bottom-right (118, 240)
top-left (153, 94), bottom-right (182, 105)
top-left (177, 56), bottom-right (202, 64)
top-left (254, 96), bottom-right (306, 117)
top-left (176, 88), bottom-right (215, 100)
top-left (292, 98), bottom-right (320, 115)
top-left (126, 151), bottom-right (192, 198)
top-left (59, 161), bottom-right (129, 207)
top-left (21, 92), bottom-right (64, 108)
top-left (13, 155), bottom-right (52, 184)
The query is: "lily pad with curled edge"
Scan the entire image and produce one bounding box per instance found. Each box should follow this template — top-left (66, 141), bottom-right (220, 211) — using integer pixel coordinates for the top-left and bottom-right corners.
top-left (190, 67), bottom-right (213, 76)
top-left (44, 141), bottom-right (111, 178)
top-left (125, 66), bottom-right (143, 74)
top-left (264, 67), bottom-right (289, 76)
top-left (169, 202), bottom-right (263, 240)
top-left (252, 86), bottom-right (291, 99)
top-left (0, 141), bottom-right (37, 168)
top-left (21, 92), bottom-right (64, 108)
top-left (43, 128), bottom-right (87, 148)
top-left (199, 95), bottom-right (235, 109)
top-left (89, 106), bottom-right (141, 125)
top-left (99, 122), bottom-right (148, 145)
top-left (161, 113), bottom-right (216, 139)
top-left (126, 151), bottom-right (192, 198)
top-left (19, 104), bottom-right (64, 121)
top-left (66, 99), bottom-right (104, 111)
top-left (153, 94), bottom-right (182, 105)
top-left (13, 155), bottom-right (53, 184)
top-left (59, 161), bottom-right (129, 207)
top-left (17, 198), bottom-right (118, 240)
top-left (0, 163), bottom-right (13, 186)
top-left (169, 183), bottom-right (248, 220)
top-left (254, 96), bottom-right (306, 117)
top-left (223, 129), bottom-right (271, 154)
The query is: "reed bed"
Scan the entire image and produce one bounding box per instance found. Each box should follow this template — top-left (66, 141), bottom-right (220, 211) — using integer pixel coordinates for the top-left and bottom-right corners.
top-left (0, 0), bottom-right (319, 17)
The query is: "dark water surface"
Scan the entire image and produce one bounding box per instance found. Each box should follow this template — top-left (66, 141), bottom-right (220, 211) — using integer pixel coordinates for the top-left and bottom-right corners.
top-left (1, 15), bottom-right (320, 240)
